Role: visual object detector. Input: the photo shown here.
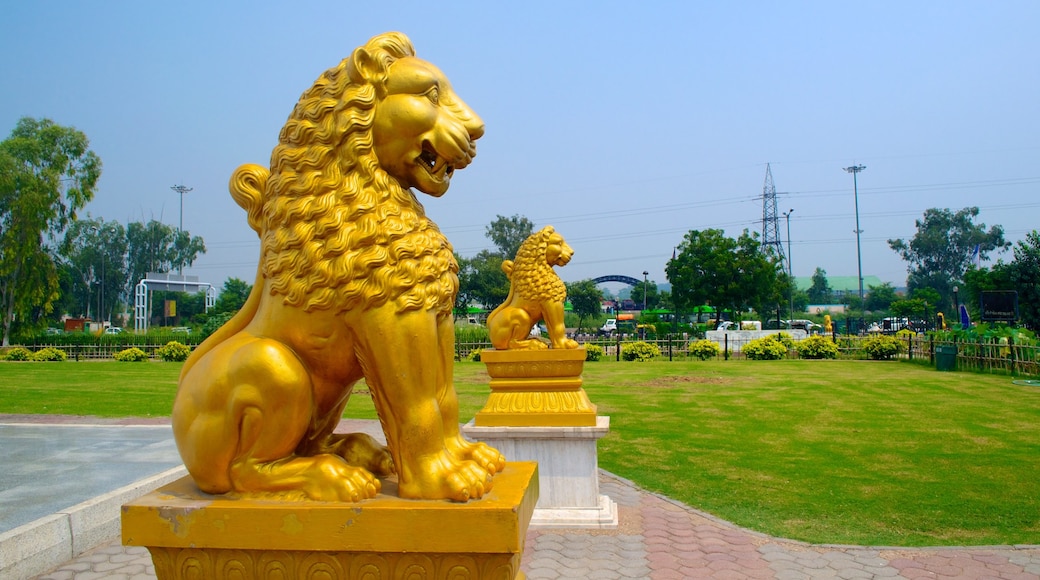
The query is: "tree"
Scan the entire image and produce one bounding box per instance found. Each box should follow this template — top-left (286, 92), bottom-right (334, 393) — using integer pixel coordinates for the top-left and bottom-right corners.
top-left (1006, 231), bottom-right (1040, 330)
top-left (213, 277), bottom-right (253, 315)
top-left (485, 214), bottom-right (534, 259)
top-left (125, 219), bottom-right (206, 294)
top-left (565, 279), bottom-right (603, 334)
top-left (630, 279), bottom-right (660, 311)
top-left (458, 250), bottom-right (510, 309)
top-left (666, 229), bottom-right (783, 319)
top-left (888, 207), bottom-right (1009, 313)
top-left (865, 282), bottom-right (897, 312)
top-left (807, 267), bottom-right (832, 304)
top-left (0, 118), bottom-right (101, 344)
top-left (59, 217), bottom-right (128, 322)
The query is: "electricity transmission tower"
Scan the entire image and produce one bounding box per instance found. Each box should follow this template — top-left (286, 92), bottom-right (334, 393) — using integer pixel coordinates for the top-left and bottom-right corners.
top-left (760, 164), bottom-right (785, 268)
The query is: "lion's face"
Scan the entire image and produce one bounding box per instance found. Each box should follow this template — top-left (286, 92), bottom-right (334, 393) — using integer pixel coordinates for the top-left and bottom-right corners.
top-left (544, 231), bottom-right (574, 267)
top-left (372, 56), bottom-right (484, 197)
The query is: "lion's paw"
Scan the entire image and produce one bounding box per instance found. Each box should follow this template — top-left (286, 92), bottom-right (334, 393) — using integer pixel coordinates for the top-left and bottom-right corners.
top-left (399, 450), bottom-right (494, 502)
top-left (448, 436), bottom-right (506, 475)
top-left (301, 455), bottom-right (382, 502)
top-left (326, 432), bottom-right (395, 476)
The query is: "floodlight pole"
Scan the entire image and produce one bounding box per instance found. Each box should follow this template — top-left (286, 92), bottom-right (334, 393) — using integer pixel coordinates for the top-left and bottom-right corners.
top-left (843, 165), bottom-right (866, 304)
top-left (170, 184), bottom-right (193, 274)
top-left (783, 209), bottom-right (794, 327)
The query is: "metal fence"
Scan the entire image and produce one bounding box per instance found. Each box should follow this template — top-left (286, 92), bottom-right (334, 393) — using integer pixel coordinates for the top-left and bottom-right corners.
top-left (456, 334), bottom-right (1040, 377)
top-left (10, 332), bottom-right (1039, 377)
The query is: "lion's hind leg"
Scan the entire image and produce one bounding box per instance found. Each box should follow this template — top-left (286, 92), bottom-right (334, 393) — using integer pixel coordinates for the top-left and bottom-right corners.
top-left (180, 336), bottom-right (380, 502)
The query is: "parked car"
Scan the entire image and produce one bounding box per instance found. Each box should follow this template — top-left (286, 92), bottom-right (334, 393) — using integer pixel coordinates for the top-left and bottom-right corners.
top-left (171, 326), bottom-right (192, 334)
top-left (598, 318), bottom-right (617, 335)
top-left (104, 326), bottom-right (124, 334)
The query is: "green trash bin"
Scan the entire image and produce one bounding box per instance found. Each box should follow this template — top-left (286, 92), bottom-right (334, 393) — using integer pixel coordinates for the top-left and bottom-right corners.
top-left (935, 344), bottom-right (957, 371)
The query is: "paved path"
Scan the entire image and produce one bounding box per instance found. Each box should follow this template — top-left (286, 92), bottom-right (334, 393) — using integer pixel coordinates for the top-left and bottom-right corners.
top-left (31, 471), bottom-right (1040, 580)
top-left (8, 415), bottom-right (1040, 580)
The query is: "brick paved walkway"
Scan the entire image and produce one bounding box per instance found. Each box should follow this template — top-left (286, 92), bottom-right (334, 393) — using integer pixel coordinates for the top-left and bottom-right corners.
top-left (34, 471), bottom-right (1040, 579)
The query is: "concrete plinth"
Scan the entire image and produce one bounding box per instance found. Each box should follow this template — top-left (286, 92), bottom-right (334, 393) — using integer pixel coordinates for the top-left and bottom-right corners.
top-left (464, 418), bottom-right (617, 530)
top-left (122, 462), bottom-right (538, 580)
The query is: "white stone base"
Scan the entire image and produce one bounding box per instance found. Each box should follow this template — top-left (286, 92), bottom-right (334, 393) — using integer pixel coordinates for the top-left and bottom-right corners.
top-left (463, 416), bottom-right (618, 530)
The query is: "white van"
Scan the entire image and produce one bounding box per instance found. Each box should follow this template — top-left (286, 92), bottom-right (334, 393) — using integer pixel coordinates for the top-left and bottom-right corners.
top-left (599, 319), bottom-right (617, 335)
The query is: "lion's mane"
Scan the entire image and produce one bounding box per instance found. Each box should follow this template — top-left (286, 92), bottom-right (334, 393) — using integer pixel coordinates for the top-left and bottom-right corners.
top-left (502, 226), bottom-right (568, 303)
top-left (230, 32), bottom-right (457, 315)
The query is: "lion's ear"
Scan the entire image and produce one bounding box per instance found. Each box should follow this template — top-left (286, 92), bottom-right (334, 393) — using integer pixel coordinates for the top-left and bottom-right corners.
top-left (347, 47), bottom-right (382, 87)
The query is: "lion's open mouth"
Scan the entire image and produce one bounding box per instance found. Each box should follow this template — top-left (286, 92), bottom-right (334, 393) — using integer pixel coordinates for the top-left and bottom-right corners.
top-left (419, 146), bottom-right (454, 179)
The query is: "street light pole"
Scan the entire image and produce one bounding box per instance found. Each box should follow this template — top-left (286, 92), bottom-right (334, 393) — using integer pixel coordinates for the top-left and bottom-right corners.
top-left (843, 165), bottom-right (866, 304)
top-left (783, 209), bottom-right (794, 327)
top-left (642, 271), bottom-right (649, 312)
top-left (170, 184), bottom-right (193, 274)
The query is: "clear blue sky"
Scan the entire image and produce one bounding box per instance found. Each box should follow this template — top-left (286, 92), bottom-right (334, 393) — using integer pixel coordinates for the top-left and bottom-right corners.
top-left (3, 2), bottom-right (1037, 294)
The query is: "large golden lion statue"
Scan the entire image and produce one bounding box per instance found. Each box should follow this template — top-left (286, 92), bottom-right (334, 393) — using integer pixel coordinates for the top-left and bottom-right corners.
top-left (486, 226), bottom-right (580, 351)
top-left (173, 32), bottom-right (504, 503)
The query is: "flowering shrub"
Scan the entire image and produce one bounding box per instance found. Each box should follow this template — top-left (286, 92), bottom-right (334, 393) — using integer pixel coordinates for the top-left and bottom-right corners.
top-left (584, 343), bottom-right (603, 361)
top-left (862, 335), bottom-right (905, 360)
top-left (32, 347), bottom-right (67, 362)
top-left (622, 341), bottom-right (661, 362)
top-left (3, 347), bottom-right (33, 361)
top-left (796, 335), bottom-right (839, 359)
top-left (157, 341), bottom-right (191, 362)
top-left (772, 332), bottom-right (795, 350)
top-left (467, 349), bottom-right (482, 362)
top-left (114, 347), bottom-right (149, 362)
top-left (688, 339), bottom-right (720, 361)
top-left (743, 335), bottom-right (789, 360)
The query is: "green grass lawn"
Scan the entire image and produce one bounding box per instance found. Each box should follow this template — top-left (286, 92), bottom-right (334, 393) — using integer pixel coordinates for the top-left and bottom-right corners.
top-left (2, 358), bottom-right (1038, 547)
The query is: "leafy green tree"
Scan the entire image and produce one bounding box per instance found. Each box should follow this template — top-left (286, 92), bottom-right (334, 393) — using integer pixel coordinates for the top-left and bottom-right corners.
top-left (0, 118), bottom-right (101, 344)
top-left (125, 219), bottom-right (206, 293)
top-left (458, 250), bottom-right (509, 309)
top-left (888, 207), bottom-right (1009, 313)
top-left (1006, 231), bottom-right (1040, 330)
top-left (666, 229), bottom-right (782, 319)
top-left (565, 279), bottom-right (603, 334)
top-left (213, 277), bottom-right (253, 315)
top-left (889, 298), bottom-right (927, 319)
top-left (807, 267), bottom-right (832, 304)
top-left (59, 217), bottom-right (128, 321)
top-left (485, 214), bottom-right (534, 259)
top-left (865, 282), bottom-right (897, 312)
top-left (630, 279), bottom-right (660, 311)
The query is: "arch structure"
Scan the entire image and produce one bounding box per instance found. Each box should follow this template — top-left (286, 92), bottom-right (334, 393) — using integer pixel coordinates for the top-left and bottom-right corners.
top-left (592, 275), bottom-right (642, 287)
top-left (134, 272), bottom-right (216, 332)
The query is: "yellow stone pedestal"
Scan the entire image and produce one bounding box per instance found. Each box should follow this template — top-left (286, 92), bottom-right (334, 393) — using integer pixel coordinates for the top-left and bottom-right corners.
top-left (122, 462), bottom-right (538, 579)
top-left (475, 349), bottom-right (596, 427)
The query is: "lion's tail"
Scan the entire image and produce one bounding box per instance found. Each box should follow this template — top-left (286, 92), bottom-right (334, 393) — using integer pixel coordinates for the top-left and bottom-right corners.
top-left (178, 165), bottom-right (268, 381)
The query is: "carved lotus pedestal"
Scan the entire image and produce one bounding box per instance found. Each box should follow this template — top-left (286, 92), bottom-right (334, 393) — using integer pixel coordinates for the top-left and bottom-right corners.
top-left (464, 349), bottom-right (617, 529)
top-left (121, 462), bottom-right (538, 580)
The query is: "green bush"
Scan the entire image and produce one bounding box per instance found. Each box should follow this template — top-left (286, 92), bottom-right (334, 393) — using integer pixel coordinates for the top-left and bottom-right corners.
top-left (687, 339), bottom-right (720, 361)
top-left (743, 335), bottom-right (789, 360)
top-left (114, 347), bottom-right (149, 362)
top-left (157, 341), bottom-right (191, 362)
top-left (772, 332), bottom-right (795, 350)
top-left (584, 343), bottom-right (603, 361)
top-left (796, 335), bottom-right (840, 359)
top-left (4, 347), bottom-right (33, 361)
top-left (621, 341), bottom-right (661, 362)
top-left (862, 335), bottom-right (905, 360)
top-left (32, 347), bottom-right (67, 362)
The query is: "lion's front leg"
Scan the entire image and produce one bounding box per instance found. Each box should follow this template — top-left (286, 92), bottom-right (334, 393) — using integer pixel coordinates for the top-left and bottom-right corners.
top-left (435, 314), bottom-right (506, 474)
top-left (543, 301), bottom-right (579, 349)
top-left (355, 309), bottom-right (501, 501)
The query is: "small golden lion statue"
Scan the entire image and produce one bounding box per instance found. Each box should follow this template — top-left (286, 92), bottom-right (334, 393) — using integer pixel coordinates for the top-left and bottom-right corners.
top-left (487, 226), bottom-right (581, 351)
top-left (172, 32), bottom-right (504, 503)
